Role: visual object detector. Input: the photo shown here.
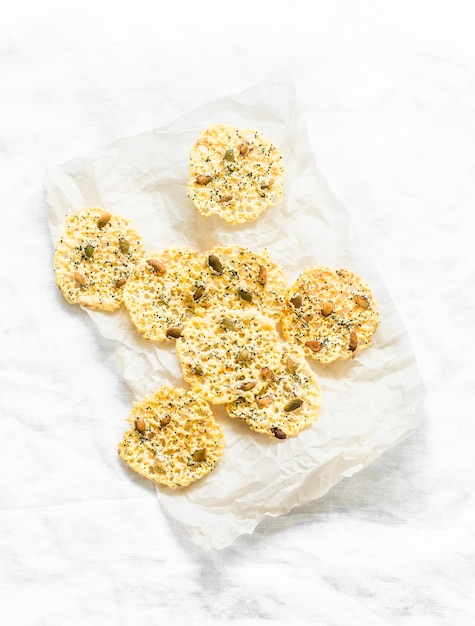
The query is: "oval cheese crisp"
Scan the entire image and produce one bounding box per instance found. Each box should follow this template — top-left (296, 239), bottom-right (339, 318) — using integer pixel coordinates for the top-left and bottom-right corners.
top-left (176, 308), bottom-right (283, 405)
top-left (187, 124), bottom-right (284, 224)
top-left (189, 244), bottom-right (288, 321)
top-left (281, 266), bottom-right (380, 364)
top-left (118, 386), bottom-right (225, 489)
top-left (53, 207), bottom-right (145, 311)
top-left (226, 343), bottom-right (321, 440)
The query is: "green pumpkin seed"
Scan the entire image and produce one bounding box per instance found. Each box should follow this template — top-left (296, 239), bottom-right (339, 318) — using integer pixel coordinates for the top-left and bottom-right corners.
top-left (284, 398), bottom-right (303, 412)
top-left (224, 149), bottom-right (235, 162)
top-left (237, 349), bottom-right (250, 363)
top-left (208, 254), bottom-right (224, 274)
top-left (192, 449), bottom-right (207, 463)
top-left (119, 238), bottom-right (130, 254)
top-left (237, 287), bottom-right (253, 303)
top-left (221, 317), bottom-right (237, 330)
top-left (84, 244), bottom-right (94, 258)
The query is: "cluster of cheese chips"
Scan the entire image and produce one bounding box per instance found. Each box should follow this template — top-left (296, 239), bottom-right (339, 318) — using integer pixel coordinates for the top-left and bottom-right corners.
top-left (54, 124), bottom-right (380, 489)
top-left (120, 243), bottom-right (289, 343)
top-left (176, 310), bottom-right (322, 440)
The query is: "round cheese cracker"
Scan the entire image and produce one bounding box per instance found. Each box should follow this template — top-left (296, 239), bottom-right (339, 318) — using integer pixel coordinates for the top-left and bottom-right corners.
top-left (117, 386), bottom-right (225, 489)
top-left (189, 244), bottom-right (287, 321)
top-left (226, 343), bottom-right (321, 440)
top-left (187, 124), bottom-right (284, 224)
top-left (176, 308), bottom-right (283, 405)
top-left (53, 207), bottom-right (145, 311)
top-left (281, 266), bottom-right (379, 364)
top-left (123, 247), bottom-right (199, 342)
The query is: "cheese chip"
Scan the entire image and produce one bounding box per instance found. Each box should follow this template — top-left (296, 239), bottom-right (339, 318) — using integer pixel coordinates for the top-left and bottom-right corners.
top-left (118, 386), bottom-right (225, 489)
top-left (176, 308), bottom-right (283, 405)
top-left (281, 266), bottom-right (379, 363)
top-left (190, 244), bottom-right (287, 321)
top-left (187, 124), bottom-right (284, 223)
top-left (226, 343), bottom-right (321, 440)
top-left (54, 207), bottom-right (145, 311)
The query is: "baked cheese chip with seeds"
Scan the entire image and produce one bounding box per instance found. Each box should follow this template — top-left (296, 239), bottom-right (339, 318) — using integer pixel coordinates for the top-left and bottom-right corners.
top-left (118, 386), bottom-right (225, 489)
top-left (189, 244), bottom-right (287, 321)
top-left (53, 207), bottom-right (145, 311)
top-left (176, 308), bottom-right (283, 405)
top-left (226, 343), bottom-right (321, 440)
top-left (187, 124), bottom-right (284, 224)
top-left (281, 266), bottom-right (379, 364)
top-left (123, 247), bottom-right (199, 342)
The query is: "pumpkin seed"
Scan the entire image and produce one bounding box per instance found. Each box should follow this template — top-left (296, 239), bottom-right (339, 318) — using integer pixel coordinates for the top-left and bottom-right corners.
top-left (135, 417), bottom-right (146, 434)
top-left (237, 287), bottom-right (253, 303)
top-left (193, 285), bottom-right (205, 301)
top-left (192, 449), bottom-right (207, 463)
top-left (119, 238), bottom-right (130, 254)
top-left (84, 244), bottom-right (94, 259)
top-left (257, 265), bottom-right (267, 286)
top-left (284, 397), bottom-right (303, 412)
top-left (261, 367), bottom-right (274, 381)
top-left (160, 415), bottom-right (171, 428)
top-left (74, 271), bottom-right (86, 286)
top-left (285, 357), bottom-right (297, 375)
top-left (218, 194), bottom-right (233, 203)
top-left (221, 317), bottom-right (237, 330)
top-left (237, 349), bottom-right (250, 363)
top-left (257, 396), bottom-right (274, 407)
top-left (97, 212), bottom-right (111, 228)
top-left (271, 427), bottom-right (287, 440)
top-left (166, 326), bottom-right (183, 339)
top-left (349, 331), bottom-right (358, 351)
top-left (354, 294), bottom-right (369, 309)
top-left (196, 175), bottom-right (212, 185)
top-left (208, 254), bottom-right (224, 274)
top-left (305, 339), bottom-right (323, 353)
top-left (147, 259), bottom-right (166, 274)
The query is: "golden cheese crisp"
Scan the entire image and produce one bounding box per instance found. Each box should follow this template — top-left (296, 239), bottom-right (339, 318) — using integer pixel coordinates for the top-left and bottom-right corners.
top-left (123, 247), bottom-right (199, 342)
top-left (187, 124), bottom-right (284, 224)
top-left (281, 266), bottom-right (379, 364)
top-left (225, 343), bottom-right (321, 440)
top-left (189, 244), bottom-right (288, 321)
top-left (176, 308), bottom-right (284, 405)
top-left (53, 207), bottom-right (145, 311)
top-left (118, 386), bottom-right (225, 489)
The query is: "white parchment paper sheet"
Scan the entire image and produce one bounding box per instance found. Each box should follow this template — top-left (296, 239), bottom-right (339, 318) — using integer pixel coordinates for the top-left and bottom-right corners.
top-left (43, 79), bottom-right (425, 549)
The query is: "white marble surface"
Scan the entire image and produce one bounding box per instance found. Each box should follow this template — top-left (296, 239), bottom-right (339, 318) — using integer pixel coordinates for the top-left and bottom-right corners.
top-left (1, 1), bottom-right (474, 624)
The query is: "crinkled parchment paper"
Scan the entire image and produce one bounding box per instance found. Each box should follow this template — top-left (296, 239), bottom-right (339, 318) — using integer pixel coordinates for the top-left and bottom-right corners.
top-left (44, 79), bottom-right (425, 549)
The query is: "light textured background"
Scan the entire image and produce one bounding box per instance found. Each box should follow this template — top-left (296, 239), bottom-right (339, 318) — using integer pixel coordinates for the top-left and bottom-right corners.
top-left (1, 1), bottom-right (474, 624)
